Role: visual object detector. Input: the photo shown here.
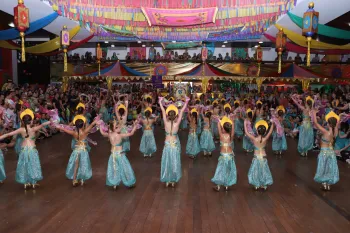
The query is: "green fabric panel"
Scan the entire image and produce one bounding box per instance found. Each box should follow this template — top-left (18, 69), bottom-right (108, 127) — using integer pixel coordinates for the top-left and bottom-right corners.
top-left (287, 12), bottom-right (350, 40)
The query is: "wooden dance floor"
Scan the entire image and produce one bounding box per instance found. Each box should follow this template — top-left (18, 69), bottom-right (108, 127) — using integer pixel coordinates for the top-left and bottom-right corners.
top-left (0, 128), bottom-right (349, 233)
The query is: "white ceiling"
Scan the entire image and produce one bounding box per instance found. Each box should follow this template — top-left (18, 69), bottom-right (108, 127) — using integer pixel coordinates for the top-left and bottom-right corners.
top-left (0, 0), bottom-right (349, 43)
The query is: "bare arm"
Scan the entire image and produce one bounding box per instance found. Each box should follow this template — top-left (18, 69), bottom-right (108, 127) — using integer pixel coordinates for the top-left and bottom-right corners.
top-left (176, 98), bottom-right (190, 124)
top-left (99, 128), bottom-right (109, 137)
top-left (244, 119), bottom-right (255, 141)
top-left (84, 120), bottom-right (98, 134)
top-left (217, 121), bottom-right (222, 137)
top-left (265, 123), bottom-right (274, 140)
top-left (312, 111), bottom-right (328, 134)
top-left (58, 126), bottom-right (76, 136)
top-left (33, 121), bottom-right (52, 132)
top-left (158, 98), bottom-right (167, 120)
top-left (0, 128), bottom-right (23, 140)
top-left (291, 96), bottom-right (304, 110)
top-left (120, 121), bottom-right (138, 138)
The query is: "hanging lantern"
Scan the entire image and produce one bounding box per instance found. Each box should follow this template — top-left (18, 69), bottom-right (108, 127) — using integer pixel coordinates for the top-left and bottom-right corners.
top-left (106, 77), bottom-right (113, 92)
top-left (302, 2), bottom-right (319, 67)
top-left (256, 45), bottom-right (263, 76)
top-left (14, 0), bottom-right (29, 62)
top-left (275, 28), bottom-right (287, 74)
top-left (60, 25), bottom-right (70, 72)
top-left (96, 43), bottom-right (102, 76)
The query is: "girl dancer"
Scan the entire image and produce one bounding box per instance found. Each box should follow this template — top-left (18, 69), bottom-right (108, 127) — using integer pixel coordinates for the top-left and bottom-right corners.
top-left (312, 111), bottom-right (340, 191)
top-left (0, 109), bottom-right (51, 189)
top-left (233, 100), bottom-right (244, 139)
top-left (186, 108), bottom-right (201, 159)
top-left (223, 103), bottom-right (235, 149)
top-left (116, 101), bottom-right (130, 152)
top-left (159, 96), bottom-right (189, 187)
top-left (212, 116), bottom-right (237, 191)
top-left (71, 103), bottom-right (92, 152)
top-left (292, 95), bottom-right (314, 156)
top-left (243, 108), bottom-right (255, 153)
top-left (100, 120), bottom-right (138, 189)
top-left (139, 107), bottom-right (158, 158)
top-left (200, 110), bottom-right (216, 157)
top-left (271, 106), bottom-right (287, 155)
top-left (211, 100), bottom-right (220, 142)
top-left (0, 143), bottom-right (7, 184)
top-left (58, 115), bottom-right (98, 186)
top-left (245, 119), bottom-right (274, 190)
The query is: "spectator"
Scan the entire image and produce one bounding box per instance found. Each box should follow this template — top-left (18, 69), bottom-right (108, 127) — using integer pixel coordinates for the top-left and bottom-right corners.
top-left (224, 53), bottom-right (231, 61)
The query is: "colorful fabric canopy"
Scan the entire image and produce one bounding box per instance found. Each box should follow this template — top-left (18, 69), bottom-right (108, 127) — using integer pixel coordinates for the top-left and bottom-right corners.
top-left (0, 12), bottom-right (59, 40)
top-left (287, 12), bottom-right (350, 40)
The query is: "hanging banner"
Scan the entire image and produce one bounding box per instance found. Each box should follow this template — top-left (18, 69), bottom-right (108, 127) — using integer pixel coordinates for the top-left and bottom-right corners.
top-left (130, 47), bottom-right (146, 60)
top-left (152, 75), bottom-right (163, 88)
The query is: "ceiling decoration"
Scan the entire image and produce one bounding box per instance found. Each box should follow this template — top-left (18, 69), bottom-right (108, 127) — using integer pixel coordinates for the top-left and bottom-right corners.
top-left (48, 0), bottom-right (296, 41)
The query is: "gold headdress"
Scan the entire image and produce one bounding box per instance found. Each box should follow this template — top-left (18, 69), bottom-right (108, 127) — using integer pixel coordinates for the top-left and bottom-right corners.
top-left (73, 115), bottom-right (86, 124)
top-left (76, 102), bottom-right (85, 110)
top-left (325, 111), bottom-right (339, 122)
top-left (256, 100), bottom-right (262, 105)
top-left (190, 108), bottom-right (198, 114)
top-left (212, 100), bottom-right (219, 105)
top-left (220, 116), bottom-right (233, 127)
top-left (144, 95), bottom-right (152, 101)
top-left (144, 107), bottom-right (152, 113)
top-left (276, 105), bottom-right (285, 113)
top-left (166, 104), bottom-right (179, 116)
top-left (224, 103), bottom-right (231, 110)
top-left (117, 104), bottom-right (126, 111)
top-left (169, 97), bottom-right (175, 102)
top-left (246, 108), bottom-right (253, 115)
top-left (234, 100), bottom-right (240, 106)
top-left (20, 109), bottom-right (34, 120)
top-left (255, 120), bottom-right (269, 130)
top-left (306, 96), bottom-right (314, 104)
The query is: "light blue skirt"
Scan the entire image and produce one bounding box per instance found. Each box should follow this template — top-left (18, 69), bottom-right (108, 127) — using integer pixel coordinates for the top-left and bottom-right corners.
top-left (15, 135), bottom-right (23, 156)
top-left (248, 155), bottom-right (273, 187)
top-left (0, 150), bottom-right (5, 182)
top-left (211, 121), bottom-right (219, 139)
top-left (139, 129), bottom-right (157, 155)
top-left (196, 117), bottom-right (202, 135)
top-left (243, 135), bottom-right (254, 152)
top-left (211, 153), bottom-right (237, 187)
top-left (200, 129), bottom-right (216, 152)
top-left (121, 127), bottom-right (130, 152)
top-left (160, 140), bottom-right (181, 183)
top-left (234, 119), bottom-right (244, 137)
top-left (16, 146), bottom-right (43, 184)
top-left (272, 132), bottom-right (287, 152)
top-left (297, 120), bottom-right (314, 154)
top-left (106, 151), bottom-right (136, 187)
top-left (314, 148), bottom-right (339, 185)
top-left (186, 132), bottom-right (201, 157)
top-left (66, 147), bottom-right (92, 181)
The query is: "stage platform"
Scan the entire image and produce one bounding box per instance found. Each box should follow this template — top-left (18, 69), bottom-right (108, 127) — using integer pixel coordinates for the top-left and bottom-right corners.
top-left (0, 128), bottom-right (349, 233)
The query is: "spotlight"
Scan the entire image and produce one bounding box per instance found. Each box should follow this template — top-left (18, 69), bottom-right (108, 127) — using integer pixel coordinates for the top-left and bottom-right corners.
top-left (8, 22), bottom-right (14, 27)
top-left (189, 41), bottom-right (193, 42)
top-left (111, 44), bottom-right (115, 48)
top-left (254, 45), bottom-right (258, 48)
top-left (142, 44), bottom-right (146, 47)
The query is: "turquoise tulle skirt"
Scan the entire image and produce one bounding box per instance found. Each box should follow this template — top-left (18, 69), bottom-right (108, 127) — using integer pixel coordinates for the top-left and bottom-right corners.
top-left (272, 131), bottom-right (287, 152)
top-left (139, 129), bottom-right (157, 155)
top-left (186, 132), bottom-right (201, 157)
top-left (243, 135), bottom-right (254, 152)
top-left (248, 155), bottom-right (273, 187)
top-left (314, 148), bottom-right (339, 185)
top-left (160, 139), bottom-right (181, 183)
top-left (66, 146), bottom-right (92, 181)
top-left (121, 127), bottom-right (130, 152)
top-left (15, 135), bottom-right (23, 156)
top-left (0, 150), bottom-right (5, 182)
top-left (99, 106), bottom-right (110, 123)
top-left (106, 151), bottom-right (136, 187)
top-left (211, 153), bottom-right (237, 187)
top-left (16, 146), bottom-right (43, 184)
top-left (71, 138), bottom-right (91, 152)
top-left (297, 120), bottom-right (314, 154)
top-left (234, 119), bottom-right (244, 137)
top-left (180, 113), bottom-right (188, 129)
top-left (200, 129), bottom-right (216, 152)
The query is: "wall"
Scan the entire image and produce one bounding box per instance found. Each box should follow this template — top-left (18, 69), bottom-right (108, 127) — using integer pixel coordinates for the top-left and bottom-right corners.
top-left (0, 48), bottom-right (13, 86)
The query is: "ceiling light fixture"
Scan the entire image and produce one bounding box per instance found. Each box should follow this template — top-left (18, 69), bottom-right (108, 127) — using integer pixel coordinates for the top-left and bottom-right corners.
top-left (189, 41), bottom-right (193, 42)
top-left (254, 45), bottom-right (258, 48)
top-left (111, 44), bottom-right (115, 48)
top-left (172, 41), bottom-right (176, 43)
top-left (8, 22), bottom-right (14, 27)
top-left (348, 22), bottom-right (350, 26)
top-left (137, 41), bottom-right (142, 43)
top-left (142, 44), bottom-right (146, 47)
top-left (223, 41), bottom-right (228, 44)
top-left (104, 41), bottom-right (109, 44)
top-left (259, 41), bottom-right (263, 44)
top-left (222, 45), bottom-right (226, 47)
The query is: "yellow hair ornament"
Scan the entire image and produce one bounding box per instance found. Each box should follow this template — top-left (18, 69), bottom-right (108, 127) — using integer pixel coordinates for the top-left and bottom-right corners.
top-left (117, 104), bottom-right (126, 111)
top-left (276, 105), bottom-right (285, 113)
top-left (221, 98), bottom-right (226, 102)
top-left (20, 109), bottom-right (34, 120)
top-left (256, 100), bottom-right (262, 105)
top-left (190, 108), bottom-right (198, 114)
top-left (144, 107), bottom-right (152, 114)
top-left (212, 100), bottom-right (219, 105)
top-left (224, 103), bottom-right (231, 110)
top-left (166, 104), bottom-right (179, 116)
top-left (325, 111), bottom-right (339, 122)
top-left (234, 100), bottom-right (240, 106)
top-left (255, 120), bottom-right (269, 130)
top-left (246, 108), bottom-right (253, 115)
top-left (73, 115), bottom-right (86, 124)
top-left (169, 97), bottom-right (175, 102)
top-left (220, 116), bottom-right (233, 127)
top-left (306, 96), bottom-right (314, 103)
top-left (144, 95), bottom-right (152, 100)
top-left (76, 102), bottom-right (85, 110)
top-left (19, 100), bottom-right (23, 105)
